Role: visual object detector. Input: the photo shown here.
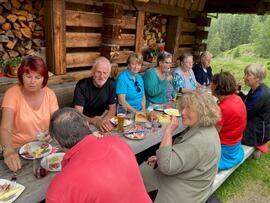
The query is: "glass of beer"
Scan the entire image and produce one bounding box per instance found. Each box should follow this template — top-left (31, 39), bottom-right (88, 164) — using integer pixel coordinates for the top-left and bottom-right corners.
top-left (117, 104), bottom-right (127, 132)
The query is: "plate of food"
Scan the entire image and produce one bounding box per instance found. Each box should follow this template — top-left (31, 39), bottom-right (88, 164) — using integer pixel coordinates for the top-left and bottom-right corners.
top-left (158, 114), bottom-right (171, 124)
top-left (0, 179), bottom-right (25, 203)
top-left (110, 117), bottom-right (133, 127)
top-left (135, 112), bottom-right (148, 122)
top-left (164, 108), bottom-right (181, 117)
top-left (19, 141), bottom-right (52, 160)
top-left (40, 153), bottom-right (65, 172)
top-left (123, 132), bottom-right (145, 140)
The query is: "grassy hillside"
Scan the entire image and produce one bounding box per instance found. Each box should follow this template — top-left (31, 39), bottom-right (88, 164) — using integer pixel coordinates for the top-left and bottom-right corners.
top-left (211, 44), bottom-right (270, 91)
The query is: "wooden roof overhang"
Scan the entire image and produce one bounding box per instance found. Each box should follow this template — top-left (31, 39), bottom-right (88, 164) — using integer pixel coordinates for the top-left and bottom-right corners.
top-left (204, 0), bottom-right (270, 14)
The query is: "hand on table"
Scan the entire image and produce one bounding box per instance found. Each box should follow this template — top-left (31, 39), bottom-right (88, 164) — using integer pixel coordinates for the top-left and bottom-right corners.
top-left (147, 156), bottom-right (157, 169)
top-left (96, 118), bottom-right (114, 132)
top-left (4, 148), bottom-right (21, 172)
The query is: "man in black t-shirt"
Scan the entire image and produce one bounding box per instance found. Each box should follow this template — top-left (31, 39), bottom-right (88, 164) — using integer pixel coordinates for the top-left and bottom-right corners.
top-left (73, 57), bottom-right (117, 132)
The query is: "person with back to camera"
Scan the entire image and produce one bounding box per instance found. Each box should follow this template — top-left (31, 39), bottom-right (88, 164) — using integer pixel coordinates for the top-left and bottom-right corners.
top-left (141, 89), bottom-right (221, 203)
top-left (238, 64), bottom-right (270, 159)
top-left (46, 107), bottom-right (152, 203)
top-left (0, 56), bottom-right (59, 172)
top-left (211, 71), bottom-right (247, 170)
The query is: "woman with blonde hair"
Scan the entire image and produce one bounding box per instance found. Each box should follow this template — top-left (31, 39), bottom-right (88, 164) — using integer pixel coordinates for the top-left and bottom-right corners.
top-left (116, 53), bottom-right (146, 113)
top-left (141, 89), bottom-right (221, 203)
top-left (239, 64), bottom-right (270, 159)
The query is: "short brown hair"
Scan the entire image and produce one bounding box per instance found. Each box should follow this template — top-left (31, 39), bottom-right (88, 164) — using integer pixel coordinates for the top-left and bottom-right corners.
top-left (212, 71), bottom-right (236, 96)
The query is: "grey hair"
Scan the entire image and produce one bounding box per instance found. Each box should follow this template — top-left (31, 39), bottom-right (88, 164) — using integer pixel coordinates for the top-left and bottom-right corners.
top-left (157, 51), bottom-right (172, 66)
top-left (180, 89), bottom-right (220, 127)
top-left (49, 107), bottom-right (92, 149)
top-left (244, 64), bottom-right (266, 82)
top-left (92, 56), bottom-right (111, 72)
top-left (177, 53), bottom-right (193, 63)
top-left (200, 51), bottom-right (212, 62)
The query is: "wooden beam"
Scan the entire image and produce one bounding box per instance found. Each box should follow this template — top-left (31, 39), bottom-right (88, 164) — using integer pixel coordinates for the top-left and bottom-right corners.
top-left (166, 16), bottom-right (183, 62)
top-left (179, 35), bottom-right (195, 45)
top-left (66, 10), bottom-right (103, 27)
top-left (121, 16), bottom-right (137, 29)
top-left (65, 0), bottom-right (103, 5)
top-left (195, 30), bottom-right (208, 39)
top-left (135, 10), bottom-right (145, 54)
top-left (198, 0), bottom-right (206, 11)
top-left (196, 17), bottom-right (211, 27)
top-left (66, 33), bottom-right (101, 47)
top-left (133, 1), bottom-right (198, 17)
top-left (45, 0), bottom-right (66, 75)
top-left (102, 34), bottom-right (135, 46)
top-left (111, 50), bottom-right (133, 64)
top-left (176, 47), bottom-right (193, 56)
top-left (66, 52), bottom-right (101, 68)
top-left (181, 21), bottom-right (196, 32)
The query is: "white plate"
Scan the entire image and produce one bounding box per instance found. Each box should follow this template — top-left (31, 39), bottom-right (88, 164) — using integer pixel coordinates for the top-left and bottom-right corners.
top-left (19, 141), bottom-right (52, 160)
top-left (0, 179), bottom-right (25, 203)
top-left (164, 108), bottom-right (181, 117)
top-left (110, 117), bottom-right (133, 127)
top-left (123, 133), bottom-right (145, 140)
top-left (40, 153), bottom-right (65, 172)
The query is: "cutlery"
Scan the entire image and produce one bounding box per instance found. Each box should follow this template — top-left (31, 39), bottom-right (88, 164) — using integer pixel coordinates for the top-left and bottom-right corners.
top-left (10, 172), bottom-right (17, 188)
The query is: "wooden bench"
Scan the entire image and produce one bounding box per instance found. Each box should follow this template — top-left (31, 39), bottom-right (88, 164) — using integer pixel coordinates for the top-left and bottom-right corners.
top-left (210, 145), bottom-right (255, 195)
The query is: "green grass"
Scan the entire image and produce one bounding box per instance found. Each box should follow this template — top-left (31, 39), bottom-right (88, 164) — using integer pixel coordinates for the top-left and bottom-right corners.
top-left (214, 146), bottom-right (270, 202)
top-left (211, 43), bottom-right (270, 202)
top-left (211, 44), bottom-right (270, 91)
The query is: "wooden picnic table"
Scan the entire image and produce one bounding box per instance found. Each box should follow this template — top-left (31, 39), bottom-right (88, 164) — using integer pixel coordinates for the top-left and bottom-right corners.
top-left (0, 119), bottom-right (186, 203)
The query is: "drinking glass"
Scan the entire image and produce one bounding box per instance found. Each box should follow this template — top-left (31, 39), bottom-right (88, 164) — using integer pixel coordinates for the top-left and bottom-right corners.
top-left (117, 104), bottom-right (127, 132)
top-left (33, 159), bottom-right (48, 179)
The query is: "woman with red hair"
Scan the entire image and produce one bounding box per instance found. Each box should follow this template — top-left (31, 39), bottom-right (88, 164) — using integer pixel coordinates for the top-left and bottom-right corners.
top-left (0, 56), bottom-right (59, 172)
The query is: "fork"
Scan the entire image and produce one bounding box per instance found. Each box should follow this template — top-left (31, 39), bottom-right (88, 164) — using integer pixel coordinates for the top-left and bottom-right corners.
top-left (10, 172), bottom-right (17, 188)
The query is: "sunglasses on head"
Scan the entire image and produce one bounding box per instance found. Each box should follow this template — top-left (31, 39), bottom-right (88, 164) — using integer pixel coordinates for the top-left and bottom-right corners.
top-left (134, 81), bottom-right (141, 93)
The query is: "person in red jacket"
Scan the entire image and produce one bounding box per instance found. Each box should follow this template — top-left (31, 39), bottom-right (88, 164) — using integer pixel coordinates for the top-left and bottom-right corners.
top-left (212, 71), bottom-right (247, 171)
top-left (46, 107), bottom-right (151, 203)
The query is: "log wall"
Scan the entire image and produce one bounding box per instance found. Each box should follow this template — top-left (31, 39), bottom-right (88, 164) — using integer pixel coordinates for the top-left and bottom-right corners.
top-left (1, 0), bottom-right (211, 82)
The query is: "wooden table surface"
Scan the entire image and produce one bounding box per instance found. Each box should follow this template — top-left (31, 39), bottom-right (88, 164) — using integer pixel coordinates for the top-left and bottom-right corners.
top-left (0, 119), bottom-right (186, 203)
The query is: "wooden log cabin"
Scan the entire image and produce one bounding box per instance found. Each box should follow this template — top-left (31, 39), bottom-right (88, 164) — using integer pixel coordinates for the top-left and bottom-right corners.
top-left (1, 0), bottom-right (270, 109)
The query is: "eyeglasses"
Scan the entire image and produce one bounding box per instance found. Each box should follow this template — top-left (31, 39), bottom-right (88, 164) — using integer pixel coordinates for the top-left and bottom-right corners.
top-left (134, 81), bottom-right (141, 93)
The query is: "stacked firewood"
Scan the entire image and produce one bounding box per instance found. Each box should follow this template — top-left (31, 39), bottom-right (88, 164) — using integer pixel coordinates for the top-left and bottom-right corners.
top-left (0, 0), bottom-right (45, 60)
top-left (143, 12), bottom-right (167, 48)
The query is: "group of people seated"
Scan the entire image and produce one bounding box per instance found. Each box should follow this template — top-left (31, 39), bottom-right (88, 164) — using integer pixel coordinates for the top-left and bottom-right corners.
top-left (0, 52), bottom-right (269, 202)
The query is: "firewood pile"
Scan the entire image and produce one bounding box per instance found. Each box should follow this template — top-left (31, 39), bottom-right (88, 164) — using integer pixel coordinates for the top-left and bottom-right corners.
top-left (0, 0), bottom-right (45, 61)
top-left (143, 12), bottom-right (167, 48)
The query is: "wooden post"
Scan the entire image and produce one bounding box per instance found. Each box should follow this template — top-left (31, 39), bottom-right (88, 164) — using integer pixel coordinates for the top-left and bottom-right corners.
top-left (101, 2), bottom-right (123, 62)
top-left (135, 10), bottom-right (145, 54)
top-left (166, 16), bottom-right (183, 62)
top-left (44, 0), bottom-right (66, 75)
